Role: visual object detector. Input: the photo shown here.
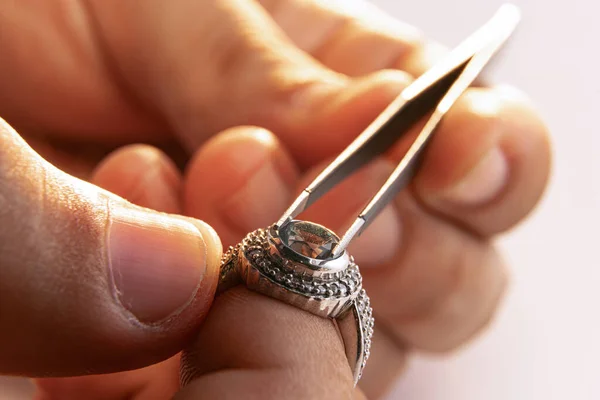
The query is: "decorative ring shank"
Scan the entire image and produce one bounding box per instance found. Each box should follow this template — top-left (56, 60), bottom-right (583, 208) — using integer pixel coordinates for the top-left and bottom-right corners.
top-left (216, 227), bottom-right (373, 385)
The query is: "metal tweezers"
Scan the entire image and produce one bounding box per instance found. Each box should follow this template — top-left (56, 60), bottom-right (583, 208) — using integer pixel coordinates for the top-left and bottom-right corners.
top-left (276, 4), bottom-right (521, 257)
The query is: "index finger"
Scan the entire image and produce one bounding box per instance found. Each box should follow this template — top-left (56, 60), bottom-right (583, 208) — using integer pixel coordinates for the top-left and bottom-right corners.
top-left (175, 287), bottom-right (362, 400)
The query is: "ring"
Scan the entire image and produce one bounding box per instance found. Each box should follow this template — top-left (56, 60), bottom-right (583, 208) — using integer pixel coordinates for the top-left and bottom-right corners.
top-left (216, 219), bottom-right (373, 385)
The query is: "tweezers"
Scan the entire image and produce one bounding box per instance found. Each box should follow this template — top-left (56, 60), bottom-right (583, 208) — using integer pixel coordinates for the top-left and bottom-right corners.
top-left (276, 4), bottom-right (521, 257)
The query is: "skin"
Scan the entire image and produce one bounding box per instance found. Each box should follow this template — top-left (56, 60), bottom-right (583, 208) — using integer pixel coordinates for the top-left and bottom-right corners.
top-left (0, 0), bottom-right (551, 399)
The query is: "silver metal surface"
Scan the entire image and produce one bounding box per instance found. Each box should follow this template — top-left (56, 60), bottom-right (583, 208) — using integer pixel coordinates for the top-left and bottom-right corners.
top-left (216, 4), bottom-right (520, 388)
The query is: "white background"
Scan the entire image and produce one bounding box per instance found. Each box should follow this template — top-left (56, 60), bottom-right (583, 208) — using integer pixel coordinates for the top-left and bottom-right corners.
top-left (369, 0), bottom-right (600, 399)
top-left (1, 1), bottom-right (598, 399)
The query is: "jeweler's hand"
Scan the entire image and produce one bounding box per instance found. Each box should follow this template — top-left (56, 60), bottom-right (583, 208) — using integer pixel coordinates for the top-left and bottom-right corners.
top-left (0, 0), bottom-right (551, 399)
top-left (0, 0), bottom-right (422, 386)
top-left (0, 0), bottom-right (409, 394)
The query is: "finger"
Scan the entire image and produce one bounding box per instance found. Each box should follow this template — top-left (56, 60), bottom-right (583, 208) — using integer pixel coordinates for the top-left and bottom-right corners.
top-left (282, 70), bottom-right (411, 167)
top-left (35, 145), bottom-right (186, 400)
top-left (85, 0), bottom-right (411, 165)
top-left (362, 194), bottom-right (509, 353)
top-left (92, 144), bottom-right (183, 214)
top-left (408, 86), bottom-right (552, 236)
top-left (259, 0), bottom-right (446, 77)
top-left (183, 126), bottom-right (300, 247)
top-left (175, 287), bottom-right (359, 400)
top-left (0, 119), bottom-right (222, 376)
top-left (85, 0), bottom-right (341, 149)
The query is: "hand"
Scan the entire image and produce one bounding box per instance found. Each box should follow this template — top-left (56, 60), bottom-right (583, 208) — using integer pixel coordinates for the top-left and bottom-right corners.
top-left (0, 0), bottom-right (410, 380)
top-left (0, 0), bottom-right (551, 399)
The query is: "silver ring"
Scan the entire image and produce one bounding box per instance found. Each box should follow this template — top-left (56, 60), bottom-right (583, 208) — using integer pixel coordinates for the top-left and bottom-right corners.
top-left (216, 221), bottom-right (373, 385)
top-left (215, 5), bottom-right (519, 387)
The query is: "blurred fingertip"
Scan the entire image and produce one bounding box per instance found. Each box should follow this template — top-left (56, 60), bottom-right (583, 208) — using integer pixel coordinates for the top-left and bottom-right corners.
top-left (487, 84), bottom-right (552, 141)
top-left (92, 144), bottom-right (182, 213)
top-left (93, 144), bottom-right (178, 185)
top-left (186, 126), bottom-right (283, 182)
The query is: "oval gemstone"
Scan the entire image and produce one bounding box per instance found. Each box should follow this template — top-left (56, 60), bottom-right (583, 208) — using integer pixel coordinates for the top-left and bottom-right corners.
top-left (279, 220), bottom-right (339, 260)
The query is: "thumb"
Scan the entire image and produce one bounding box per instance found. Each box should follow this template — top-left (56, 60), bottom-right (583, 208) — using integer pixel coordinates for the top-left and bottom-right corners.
top-left (0, 120), bottom-right (221, 377)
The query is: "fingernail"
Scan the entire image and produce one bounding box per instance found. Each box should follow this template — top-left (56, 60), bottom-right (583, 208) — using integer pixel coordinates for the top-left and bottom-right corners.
top-left (108, 207), bottom-right (208, 323)
top-left (443, 147), bottom-right (508, 205)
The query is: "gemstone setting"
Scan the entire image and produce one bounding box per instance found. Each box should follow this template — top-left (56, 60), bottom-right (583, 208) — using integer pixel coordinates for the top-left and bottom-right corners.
top-left (279, 220), bottom-right (339, 260)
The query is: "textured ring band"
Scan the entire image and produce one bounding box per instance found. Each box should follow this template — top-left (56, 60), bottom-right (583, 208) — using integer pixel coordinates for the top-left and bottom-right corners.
top-left (216, 221), bottom-right (373, 385)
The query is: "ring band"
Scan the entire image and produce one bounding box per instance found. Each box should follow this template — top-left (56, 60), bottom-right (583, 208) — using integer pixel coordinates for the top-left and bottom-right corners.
top-left (216, 222), bottom-right (373, 385)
